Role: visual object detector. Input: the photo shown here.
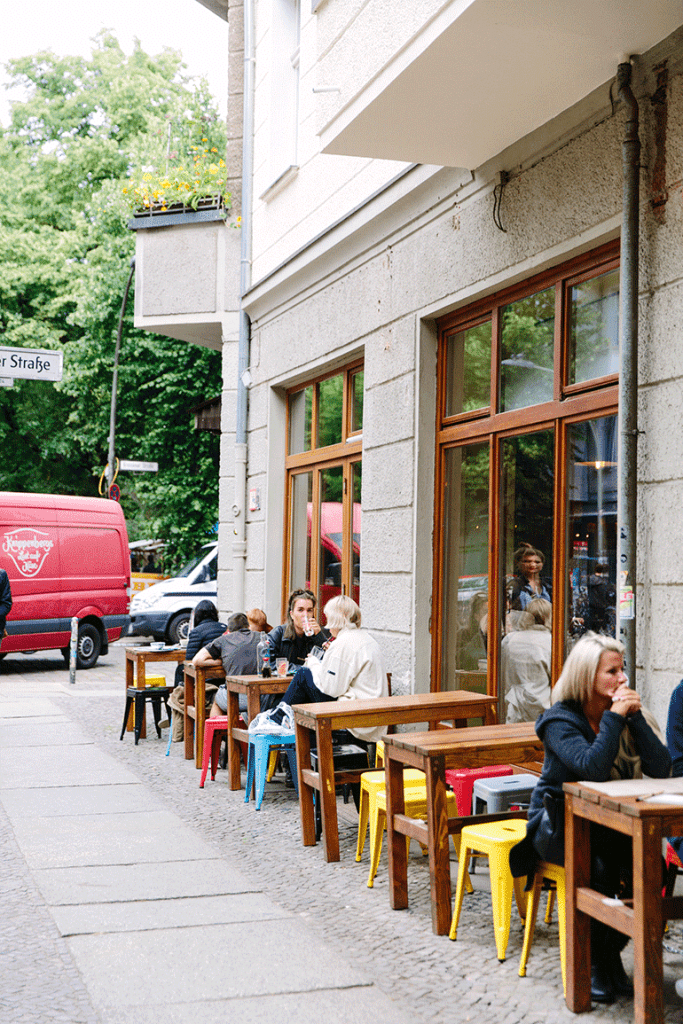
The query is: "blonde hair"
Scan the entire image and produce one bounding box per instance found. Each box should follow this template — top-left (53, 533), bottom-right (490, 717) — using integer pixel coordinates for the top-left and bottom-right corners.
top-left (526, 597), bottom-right (552, 629)
top-left (552, 632), bottom-right (624, 705)
top-left (324, 595), bottom-right (361, 632)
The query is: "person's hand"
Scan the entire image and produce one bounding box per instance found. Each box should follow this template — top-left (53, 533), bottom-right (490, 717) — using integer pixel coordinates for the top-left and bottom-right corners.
top-left (305, 616), bottom-right (322, 636)
top-left (611, 684), bottom-right (641, 717)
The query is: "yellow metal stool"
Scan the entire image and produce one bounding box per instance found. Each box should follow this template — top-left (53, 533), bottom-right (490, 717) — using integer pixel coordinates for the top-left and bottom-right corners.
top-left (143, 675), bottom-right (166, 687)
top-left (355, 768), bottom-right (426, 863)
top-left (449, 818), bottom-right (527, 961)
top-left (367, 786), bottom-right (466, 889)
top-left (518, 860), bottom-right (566, 995)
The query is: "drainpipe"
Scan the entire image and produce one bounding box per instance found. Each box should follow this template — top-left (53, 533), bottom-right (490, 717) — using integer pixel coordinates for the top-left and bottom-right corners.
top-left (616, 60), bottom-right (640, 680)
top-left (231, 0), bottom-right (255, 614)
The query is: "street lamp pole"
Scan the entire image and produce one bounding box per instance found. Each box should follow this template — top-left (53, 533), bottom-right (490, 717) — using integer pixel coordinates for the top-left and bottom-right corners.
top-left (107, 257), bottom-right (136, 493)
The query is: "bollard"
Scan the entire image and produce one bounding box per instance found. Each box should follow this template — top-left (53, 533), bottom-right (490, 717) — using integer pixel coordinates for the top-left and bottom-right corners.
top-left (69, 616), bottom-right (78, 685)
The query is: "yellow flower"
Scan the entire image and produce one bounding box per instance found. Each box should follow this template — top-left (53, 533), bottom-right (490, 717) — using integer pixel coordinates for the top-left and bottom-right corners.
top-left (218, 159), bottom-right (225, 168)
top-left (202, 137), bottom-right (208, 142)
top-left (211, 147), bottom-right (217, 153)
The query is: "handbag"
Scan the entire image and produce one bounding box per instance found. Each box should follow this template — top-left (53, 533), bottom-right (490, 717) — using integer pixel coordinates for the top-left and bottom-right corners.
top-left (533, 793), bottom-right (565, 866)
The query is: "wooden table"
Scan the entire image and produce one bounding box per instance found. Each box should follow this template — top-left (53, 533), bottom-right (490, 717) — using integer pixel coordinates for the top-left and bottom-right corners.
top-left (224, 674), bottom-right (291, 789)
top-left (564, 778), bottom-right (683, 1024)
top-left (383, 721), bottom-right (544, 934)
top-left (124, 645), bottom-right (186, 736)
top-left (183, 662), bottom-right (226, 767)
top-left (293, 690), bottom-right (498, 865)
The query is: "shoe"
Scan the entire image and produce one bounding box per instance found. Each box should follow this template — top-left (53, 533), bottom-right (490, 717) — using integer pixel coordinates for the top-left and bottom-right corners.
top-left (158, 718), bottom-right (170, 729)
top-left (284, 763), bottom-right (294, 789)
top-left (605, 950), bottom-right (634, 998)
top-left (675, 978), bottom-right (683, 999)
top-left (591, 961), bottom-right (615, 1004)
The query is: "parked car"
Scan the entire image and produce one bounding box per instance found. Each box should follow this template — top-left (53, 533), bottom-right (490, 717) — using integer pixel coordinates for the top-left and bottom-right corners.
top-left (0, 491), bottom-right (130, 668)
top-left (128, 542), bottom-right (217, 643)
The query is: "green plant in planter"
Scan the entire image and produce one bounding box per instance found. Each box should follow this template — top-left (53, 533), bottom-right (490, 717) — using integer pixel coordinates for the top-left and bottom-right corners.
top-left (125, 141), bottom-right (230, 213)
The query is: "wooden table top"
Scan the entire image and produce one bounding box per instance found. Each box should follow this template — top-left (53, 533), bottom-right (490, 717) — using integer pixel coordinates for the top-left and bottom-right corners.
top-left (125, 645), bottom-right (187, 661)
top-left (383, 721), bottom-right (543, 766)
top-left (293, 690), bottom-right (497, 727)
top-left (565, 777), bottom-right (683, 819)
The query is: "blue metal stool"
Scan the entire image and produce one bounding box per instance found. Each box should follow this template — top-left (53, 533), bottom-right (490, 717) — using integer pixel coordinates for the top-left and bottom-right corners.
top-left (244, 732), bottom-right (298, 809)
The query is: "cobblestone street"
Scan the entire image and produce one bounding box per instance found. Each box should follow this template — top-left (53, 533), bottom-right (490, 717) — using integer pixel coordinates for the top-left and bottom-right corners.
top-left (2, 643), bottom-right (683, 1023)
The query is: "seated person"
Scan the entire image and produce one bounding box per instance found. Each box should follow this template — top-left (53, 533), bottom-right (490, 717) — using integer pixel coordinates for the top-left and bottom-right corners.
top-left (501, 597), bottom-right (552, 723)
top-left (194, 612), bottom-right (261, 719)
top-left (273, 595), bottom-right (387, 744)
top-left (247, 607), bottom-right (272, 633)
top-left (168, 600), bottom-right (226, 741)
top-left (267, 588), bottom-right (329, 672)
top-left (666, 678), bottom-right (683, 860)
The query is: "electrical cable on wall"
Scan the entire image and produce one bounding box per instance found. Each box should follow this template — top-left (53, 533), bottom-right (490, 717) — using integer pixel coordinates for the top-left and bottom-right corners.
top-left (493, 170), bottom-right (509, 232)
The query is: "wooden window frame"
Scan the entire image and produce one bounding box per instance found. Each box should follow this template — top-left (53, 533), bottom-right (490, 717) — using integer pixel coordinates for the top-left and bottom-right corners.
top-left (433, 241), bottom-right (620, 695)
top-left (283, 361), bottom-right (363, 619)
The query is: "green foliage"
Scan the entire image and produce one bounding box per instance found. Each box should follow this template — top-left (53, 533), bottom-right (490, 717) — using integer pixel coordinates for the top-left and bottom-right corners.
top-left (0, 32), bottom-right (225, 567)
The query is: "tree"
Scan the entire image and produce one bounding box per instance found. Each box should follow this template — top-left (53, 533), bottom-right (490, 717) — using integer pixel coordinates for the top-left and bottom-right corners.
top-left (0, 33), bottom-right (226, 567)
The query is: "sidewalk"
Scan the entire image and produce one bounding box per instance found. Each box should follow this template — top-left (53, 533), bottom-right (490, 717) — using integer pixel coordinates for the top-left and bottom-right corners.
top-left (1, 644), bottom-right (683, 1023)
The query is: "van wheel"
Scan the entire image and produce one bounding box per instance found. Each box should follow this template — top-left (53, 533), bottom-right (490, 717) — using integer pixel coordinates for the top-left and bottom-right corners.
top-left (167, 613), bottom-right (191, 645)
top-left (77, 624), bottom-right (101, 669)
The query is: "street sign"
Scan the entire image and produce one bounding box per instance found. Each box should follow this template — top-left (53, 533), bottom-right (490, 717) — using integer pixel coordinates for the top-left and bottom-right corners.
top-left (0, 346), bottom-right (63, 382)
top-left (0, 378), bottom-right (13, 388)
top-left (119, 460), bottom-right (159, 472)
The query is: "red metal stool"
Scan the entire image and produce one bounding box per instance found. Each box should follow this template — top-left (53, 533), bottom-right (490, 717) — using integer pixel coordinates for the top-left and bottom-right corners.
top-left (445, 764), bottom-right (513, 814)
top-left (199, 715), bottom-right (248, 788)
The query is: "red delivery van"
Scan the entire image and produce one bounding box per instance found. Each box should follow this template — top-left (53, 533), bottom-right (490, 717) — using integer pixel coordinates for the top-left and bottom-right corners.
top-left (0, 492), bottom-right (130, 668)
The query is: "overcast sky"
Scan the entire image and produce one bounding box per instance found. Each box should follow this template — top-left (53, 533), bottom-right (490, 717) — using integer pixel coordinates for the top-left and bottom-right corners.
top-left (0, 0), bottom-right (229, 125)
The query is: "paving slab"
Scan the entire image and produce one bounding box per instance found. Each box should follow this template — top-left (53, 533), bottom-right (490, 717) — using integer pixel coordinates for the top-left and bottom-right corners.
top-left (34, 858), bottom-right (260, 904)
top-left (0, 720), bottom-right (94, 747)
top-left (97, 986), bottom-right (416, 1024)
top-left (0, 744), bottom-right (141, 788)
top-left (0, 698), bottom-right (64, 717)
top-left (11, 809), bottom-right (221, 868)
top-left (67, 919), bottom-right (372, 1006)
top-left (1, 782), bottom-right (165, 818)
top-left (52, 892), bottom-right (290, 935)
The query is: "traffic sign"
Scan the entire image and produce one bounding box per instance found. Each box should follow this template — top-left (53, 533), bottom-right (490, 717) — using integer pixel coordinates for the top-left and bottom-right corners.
top-left (119, 460), bottom-right (159, 472)
top-left (0, 346), bottom-right (63, 382)
top-left (109, 483), bottom-right (121, 502)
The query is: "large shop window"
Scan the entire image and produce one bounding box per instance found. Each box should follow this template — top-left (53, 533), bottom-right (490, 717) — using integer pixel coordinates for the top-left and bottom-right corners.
top-left (434, 242), bottom-right (619, 711)
top-left (285, 362), bottom-right (363, 623)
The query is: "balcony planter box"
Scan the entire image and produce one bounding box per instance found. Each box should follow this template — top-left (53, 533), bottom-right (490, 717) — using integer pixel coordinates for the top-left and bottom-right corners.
top-left (129, 196), bottom-right (229, 230)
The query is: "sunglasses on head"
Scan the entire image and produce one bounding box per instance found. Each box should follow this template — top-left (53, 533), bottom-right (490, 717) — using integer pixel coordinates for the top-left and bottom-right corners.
top-left (290, 589), bottom-right (315, 602)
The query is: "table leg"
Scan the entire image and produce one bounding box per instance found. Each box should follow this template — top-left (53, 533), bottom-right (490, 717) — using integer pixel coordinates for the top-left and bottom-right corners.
top-left (317, 720), bottom-right (340, 862)
top-left (386, 748), bottom-right (409, 911)
top-left (425, 752), bottom-right (451, 935)
top-left (633, 818), bottom-right (664, 1024)
top-left (194, 669), bottom-right (206, 769)
top-left (295, 722), bottom-right (316, 847)
top-left (125, 655), bottom-right (135, 732)
top-left (184, 669), bottom-right (195, 761)
top-left (227, 689), bottom-right (242, 790)
top-left (247, 689), bottom-right (261, 723)
top-left (134, 692), bottom-right (145, 744)
top-left (136, 655), bottom-right (147, 738)
top-left (565, 794), bottom-right (592, 1013)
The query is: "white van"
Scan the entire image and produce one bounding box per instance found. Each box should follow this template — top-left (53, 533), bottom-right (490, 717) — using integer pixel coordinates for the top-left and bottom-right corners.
top-left (128, 543), bottom-right (217, 643)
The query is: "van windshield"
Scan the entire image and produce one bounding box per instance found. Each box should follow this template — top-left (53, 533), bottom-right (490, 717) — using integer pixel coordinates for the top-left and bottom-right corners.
top-left (175, 550), bottom-right (213, 578)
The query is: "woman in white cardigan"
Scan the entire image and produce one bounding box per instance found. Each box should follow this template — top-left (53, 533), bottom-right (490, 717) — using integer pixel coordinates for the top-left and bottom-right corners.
top-left (273, 595), bottom-right (387, 743)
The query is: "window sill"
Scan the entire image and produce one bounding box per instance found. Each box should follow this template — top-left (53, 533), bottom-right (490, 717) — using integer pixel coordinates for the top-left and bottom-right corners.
top-left (259, 165), bottom-right (299, 202)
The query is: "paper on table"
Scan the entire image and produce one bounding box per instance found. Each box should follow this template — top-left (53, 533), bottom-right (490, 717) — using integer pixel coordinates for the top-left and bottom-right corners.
top-left (578, 777), bottom-right (683, 798)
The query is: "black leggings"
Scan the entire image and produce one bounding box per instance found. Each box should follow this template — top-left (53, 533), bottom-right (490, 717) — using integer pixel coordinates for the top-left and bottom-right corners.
top-left (590, 823), bottom-right (632, 955)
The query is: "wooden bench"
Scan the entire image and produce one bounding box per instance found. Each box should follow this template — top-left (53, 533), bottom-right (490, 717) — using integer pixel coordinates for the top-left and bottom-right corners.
top-left (293, 690), bottom-right (498, 864)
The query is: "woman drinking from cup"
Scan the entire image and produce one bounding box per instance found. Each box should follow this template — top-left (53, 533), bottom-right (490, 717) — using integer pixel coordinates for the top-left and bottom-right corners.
top-left (510, 632), bottom-right (670, 1004)
top-left (267, 588), bottom-right (329, 674)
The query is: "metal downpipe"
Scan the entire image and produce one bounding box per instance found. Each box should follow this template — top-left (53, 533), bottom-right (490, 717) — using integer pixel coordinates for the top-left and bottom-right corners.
top-left (616, 61), bottom-right (640, 679)
top-left (231, 0), bottom-right (255, 614)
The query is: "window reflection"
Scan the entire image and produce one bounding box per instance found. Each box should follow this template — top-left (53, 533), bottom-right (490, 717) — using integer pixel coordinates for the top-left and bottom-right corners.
top-left (445, 321), bottom-right (491, 415)
top-left (566, 416), bottom-right (618, 651)
top-left (500, 288), bottom-right (555, 411)
top-left (317, 374), bottom-right (344, 447)
top-left (569, 270), bottom-right (619, 384)
top-left (441, 443), bottom-right (489, 692)
top-left (319, 465), bottom-right (344, 613)
top-left (289, 471), bottom-right (312, 591)
top-left (288, 386), bottom-right (312, 454)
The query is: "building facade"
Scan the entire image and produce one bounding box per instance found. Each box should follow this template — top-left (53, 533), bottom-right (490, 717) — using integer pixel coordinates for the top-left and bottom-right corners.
top-left (134, 0), bottom-right (683, 726)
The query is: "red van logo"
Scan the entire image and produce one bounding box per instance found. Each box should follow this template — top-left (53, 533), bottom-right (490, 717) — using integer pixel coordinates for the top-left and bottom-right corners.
top-left (3, 528), bottom-right (55, 578)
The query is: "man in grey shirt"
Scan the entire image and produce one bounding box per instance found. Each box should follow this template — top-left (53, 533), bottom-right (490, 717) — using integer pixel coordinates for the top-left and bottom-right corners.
top-left (194, 611), bottom-right (260, 718)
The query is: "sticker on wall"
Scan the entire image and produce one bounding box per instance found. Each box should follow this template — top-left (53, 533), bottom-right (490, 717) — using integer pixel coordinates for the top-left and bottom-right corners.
top-left (3, 528), bottom-right (55, 577)
top-left (619, 570), bottom-right (634, 620)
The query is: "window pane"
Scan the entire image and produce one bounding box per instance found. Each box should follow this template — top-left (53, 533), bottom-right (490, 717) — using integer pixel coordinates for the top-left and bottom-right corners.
top-left (569, 269), bottom-right (619, 384)
top-left (351, 371), bottom-right (364, 433)
top-left (440, 442), bottom-right (489, 692)
top-left (566, 416), bottom-right (618, 654)
top-left (317, 374), bottom-right (343, 448)
top-left (445, 322), bottom-right (491, 416)
top-left (500, 287), bottom-right (555, 411)
top-left (289, 471), bottom-right (312, 592)
top-left (351, 461), bottom-right (361, 605)
top-left (288, 386), bottom-right (312, 454)
top-left (319, 465), bottom-right (344, 616)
